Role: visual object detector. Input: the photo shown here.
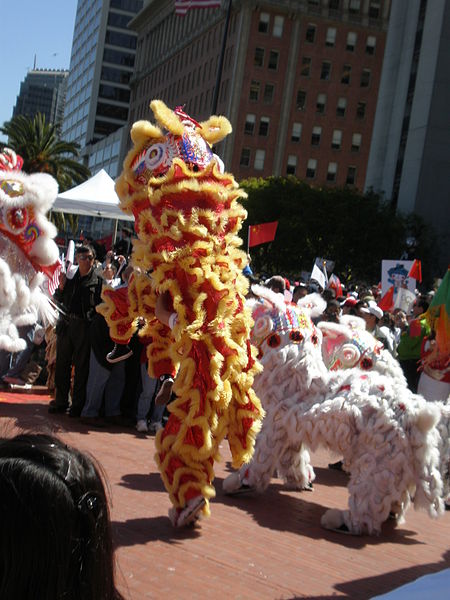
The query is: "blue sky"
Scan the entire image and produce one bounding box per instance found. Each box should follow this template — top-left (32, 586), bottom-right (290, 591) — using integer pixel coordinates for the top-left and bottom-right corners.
top-left (1, 0), bottom-right (77, 141)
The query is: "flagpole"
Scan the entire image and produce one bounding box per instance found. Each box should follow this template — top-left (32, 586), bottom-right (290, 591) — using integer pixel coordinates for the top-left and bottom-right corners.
top-left (247, 225), bottom-right (250, 255)
top-left (211, 0), bottom-right (232, 114)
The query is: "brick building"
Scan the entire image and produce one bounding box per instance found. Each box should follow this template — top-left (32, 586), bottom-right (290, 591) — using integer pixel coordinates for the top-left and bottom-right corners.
top-left (129, 0), bottom-right (390, 189)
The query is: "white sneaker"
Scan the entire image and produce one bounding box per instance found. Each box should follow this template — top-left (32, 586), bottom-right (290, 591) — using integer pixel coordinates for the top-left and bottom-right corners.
top-left (223, 470), bottom-right (254, 495)
top-left (155, 377), bottom-right (174, 406)
top-left (136, 419), bottom-right (148, 433)
top-left (169, 496), bottom-right (206, 528)
top-left (148, 421), bottom-right (164, 434)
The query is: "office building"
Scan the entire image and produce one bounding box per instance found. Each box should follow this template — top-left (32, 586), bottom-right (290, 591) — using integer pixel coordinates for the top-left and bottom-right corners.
top-left (365, 0), bottom-right (450, 269)
top-left (13, 69), bottom-right (68, 125)
top-left (61, 0), bottom-right (143, 240)
top-left (62, 0), bottom-right (143, 178)
top-left (129, 0), bottom-right (390, 189)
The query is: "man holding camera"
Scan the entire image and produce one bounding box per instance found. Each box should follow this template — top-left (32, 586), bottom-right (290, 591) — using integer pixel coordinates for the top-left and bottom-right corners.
top-left (49, 245), bottom-right (103, 417)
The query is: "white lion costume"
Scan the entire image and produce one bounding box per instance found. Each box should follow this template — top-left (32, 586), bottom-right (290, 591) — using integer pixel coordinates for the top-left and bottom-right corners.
top-left (224, 286), bottom-right (446, 535)
top-left (0, 149), bottom-right (59, 351)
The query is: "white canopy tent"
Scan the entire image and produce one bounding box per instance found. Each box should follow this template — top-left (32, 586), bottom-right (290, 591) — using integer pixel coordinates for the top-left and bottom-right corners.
top-left (52, 169), bottom-right (134, 222)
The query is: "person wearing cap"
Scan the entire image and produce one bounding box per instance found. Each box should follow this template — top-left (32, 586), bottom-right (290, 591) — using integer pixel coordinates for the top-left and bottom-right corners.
top-left (341, 296), bottom-right (358, 315)
top-left (359, 300), bottom-right (395, 355)
top-left (265, 275), bottom-right (286, 296)
top-left (293, 283), bottom-right (308, 303)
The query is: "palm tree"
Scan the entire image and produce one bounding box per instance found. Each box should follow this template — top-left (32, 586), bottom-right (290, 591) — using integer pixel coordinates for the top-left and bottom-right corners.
top-left (0, 113), bottom-right (90, 192)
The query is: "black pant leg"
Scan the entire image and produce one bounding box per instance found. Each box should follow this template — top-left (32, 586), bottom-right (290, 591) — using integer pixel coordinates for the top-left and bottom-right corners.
top-left (71, 320), bottom-right (91, 413)
top-left (54, 328), bottom-right (74, 407)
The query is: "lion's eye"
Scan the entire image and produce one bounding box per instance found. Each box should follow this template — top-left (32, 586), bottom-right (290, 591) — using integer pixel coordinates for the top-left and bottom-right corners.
top-left (1, 179), bottom-right (24, 198)
top-left (145, 144), bottom-right (166, 170)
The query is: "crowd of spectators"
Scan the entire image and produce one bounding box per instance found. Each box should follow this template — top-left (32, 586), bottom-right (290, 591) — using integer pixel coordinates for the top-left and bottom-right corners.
top-left (1, 232), bottom-right (446, 431)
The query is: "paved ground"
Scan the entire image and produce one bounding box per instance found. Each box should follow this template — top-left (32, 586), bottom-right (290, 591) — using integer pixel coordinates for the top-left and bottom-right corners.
top-left (1, 388), bottom-right (449, 599)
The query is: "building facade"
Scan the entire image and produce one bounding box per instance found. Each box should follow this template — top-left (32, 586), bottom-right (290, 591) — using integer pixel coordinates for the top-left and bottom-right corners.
top-left (365, 0), bottom-right (450, 269)
top-left (129, 0), bottom-right (390, 189)
top-left (61, 0), bottom-right (143, 177)
top-left (13, 69), bottom-right (68, 125)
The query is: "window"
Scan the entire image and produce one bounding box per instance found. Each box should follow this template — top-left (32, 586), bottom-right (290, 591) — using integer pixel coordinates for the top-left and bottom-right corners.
top-left (346, 32), bottom-right (357, 51)
top-left (341, 64), bottom-right (351, 84)
top-left (366, 35), bottom-right (376, 55)
top-left (320, 60), bottom-right (332, 80)
top-left (349, 0), bottom-right (361, 15)
top-left (108, 12), bottom-right (132, 27)
top-left (254, 47), bottom-right (264, 67)
top-left (351, 132), bottom-right (362, 151)
top-left (311, 126), bottom-right (322, 146)
top-left (287, 155), bottom-right (297, 175)
top-left (249, 80), bottom-right (260, 101)
top-left (327, 162), bottom-right (337, 182)
top-left (356, 101), bottom-right (366, 119)
top-left (316, 93), bottom-right (327, 114)
top-left (332, 129), bottom-right (342, 149)
top-left (326, 27), bottom-right (337, 47)
top-left (346, 166), bottom-right (356, 185)
top-left (268, 50), bottom-right (279, 70)
top-left (306, 158), bottom-right (317, 178)
top-left (105, 30), bottom-right (136, 50)
top-left (328, 0), bottom-right (340, 9)
top-left (296, 89), bottom-right (307, 110)
top-left (254, 149), bottom-right (266, 170)
top-left (258, 12), bottom-right (270, 33)
top-left (306, 24), bottom-right (316, 43)
top-left (263, 83), bottom-right (275, 103)
top-left (336, 97), bottom-right (347, 117)
top-left (273, 15), bottom-right (284, 37)
top-left (240, 148), bottom-right (251, 167)
top-left (301, 56), bottom-right (312, 77)
top-left (259, 117), bottom-right (270, 136)
top-left (291, 122), bottom-right (302, 142)
top-left (99, 84), bottom-right (130, 103)
top-left (369, 0), bottom-right (381, 19)
top-left (360, 68), bottom-right (371, 87)
top-left (244, 114), bottom-right (256, 135)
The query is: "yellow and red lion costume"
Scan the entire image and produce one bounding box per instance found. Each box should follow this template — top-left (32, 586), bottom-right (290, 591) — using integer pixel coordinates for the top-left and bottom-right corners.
top-left (98, 100), bottom-right (263, 525)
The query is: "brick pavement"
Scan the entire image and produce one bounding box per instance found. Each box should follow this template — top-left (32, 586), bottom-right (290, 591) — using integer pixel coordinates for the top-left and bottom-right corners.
top-left (1, 389), bottom-right (449, 599)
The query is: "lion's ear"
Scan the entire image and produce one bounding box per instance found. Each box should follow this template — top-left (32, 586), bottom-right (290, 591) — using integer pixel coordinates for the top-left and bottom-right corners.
top-left (199, 116), bottom-right (232, 144)
top-left (130, 120), bottom-right (164, 145)
top-left (150, 100), bottom-right (185, 135)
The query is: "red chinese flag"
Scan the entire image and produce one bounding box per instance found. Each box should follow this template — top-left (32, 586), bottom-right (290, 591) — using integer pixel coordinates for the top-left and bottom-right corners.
top-left (378, 285), bottom-right (395, 312)
top-left (408, 259), bottom-right (422, 282)
top-left (248, 221), bottom-right (278, 247)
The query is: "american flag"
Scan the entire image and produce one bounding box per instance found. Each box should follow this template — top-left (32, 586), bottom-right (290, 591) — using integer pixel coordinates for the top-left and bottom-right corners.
top-left (48, 260), bottom-right (63, 296)
top-left (175, 0), bottom-right (221, 16)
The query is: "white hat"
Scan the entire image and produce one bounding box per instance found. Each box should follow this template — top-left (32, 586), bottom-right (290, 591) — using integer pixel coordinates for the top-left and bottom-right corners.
top-left (359, 300), bottom-right (383, 320)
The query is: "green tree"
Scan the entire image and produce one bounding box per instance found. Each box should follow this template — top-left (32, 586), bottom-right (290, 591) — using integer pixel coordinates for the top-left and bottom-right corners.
top-left (0, 113), bottom-right (90, 192)
top-left (241, 176), bottom-right (437, 286)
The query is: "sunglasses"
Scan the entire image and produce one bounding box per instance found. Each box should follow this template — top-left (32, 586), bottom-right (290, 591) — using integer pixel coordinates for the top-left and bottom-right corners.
top-left (77, 255), bottom-right (94, 261)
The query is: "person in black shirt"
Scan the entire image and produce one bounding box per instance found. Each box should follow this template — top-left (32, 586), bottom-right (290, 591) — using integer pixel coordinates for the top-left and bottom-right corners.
top-left (113, 227), bottom-right (133, 259)
top-left (49, 245), bottom-right (103, 417)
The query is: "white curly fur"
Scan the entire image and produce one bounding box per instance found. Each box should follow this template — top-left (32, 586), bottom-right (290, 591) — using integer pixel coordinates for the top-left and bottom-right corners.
top-left (224, 293), bottom-right (446, 535)
top-left (0, 164), bottom-right (59, 349)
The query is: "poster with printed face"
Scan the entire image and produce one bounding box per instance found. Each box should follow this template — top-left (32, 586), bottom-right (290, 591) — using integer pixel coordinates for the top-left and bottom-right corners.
top-left (381, 260), bottom-right (415, 294)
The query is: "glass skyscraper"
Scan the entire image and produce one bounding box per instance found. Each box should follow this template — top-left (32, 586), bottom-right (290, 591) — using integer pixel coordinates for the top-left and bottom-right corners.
top-left (13, 69), bottom-right (68, 126)
top-left (62, 0), bottom-right (143, 175)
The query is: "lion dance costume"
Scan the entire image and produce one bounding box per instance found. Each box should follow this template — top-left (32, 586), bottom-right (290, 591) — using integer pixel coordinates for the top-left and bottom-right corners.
top-left (99, 101), bottom-right (263, 526)
top-left (0, 148), bottom-right (60, 351)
